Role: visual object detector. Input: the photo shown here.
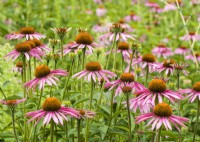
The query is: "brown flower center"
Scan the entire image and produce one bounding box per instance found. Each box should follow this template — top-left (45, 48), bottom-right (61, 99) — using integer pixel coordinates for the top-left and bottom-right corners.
top-left (120, 73), bottom-right (134, 82)
top-left (15, 42), bottom-right (31, 52)
top-left (75, 32), bottom-right (93, 44)
top-left (179, 46), bottom-right (187, 49)
top-left (118, 19), bottom-right (125, 24)
top-left (34, 65), bottom-right (51, 78)
top-left (6, 100), bottom-right (17, 105)
top-left (20, 27), bottom-right (35, 34)
top-left (16, 62), bottom-right (23, 68)
top-left (85, 62), bottom-right (101, 71)
top-left (158, 44), bottom-right (166, 48)
top-left (154, 103), bottom-right (172, 117)
top-left (79, 110), bottom-right (86, 115)
top-left (149, 79), bottom-right (166, 93)
top-left (195, 53), bottom-right (200, 57)
top-left (122, 86), bottom-right (132, 94)
top-left (25, 41), bottom-right (36, 48)
top-left (32, 39), bottom-right (43, 46)
top-left (163, 59), bottom-right (175, 67)
top-left (42, 97), bottom-right (61, 111)
top-left (142, 54), bottom-right (156, 63)
top-left (118, 42), bottom-right (129, 50)
top-left (189, 32), bottom-right (195, 36)
top-left (193, 82), bottom-right (200, 92)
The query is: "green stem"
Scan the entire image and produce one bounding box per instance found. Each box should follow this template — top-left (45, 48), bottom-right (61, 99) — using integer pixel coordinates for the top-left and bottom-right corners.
top-left (38, 88), bottom-right (43, 109)
top-left (11, 108), bottom-right (19, 142)
top-left (126, 94), bottom-right (132, 142)
top-left (156, 127), bottom-right (162, 142)
top-left (105, 34), bottom-right (117, 70)
top-left (28, 59), bottom-right (32, 80)
top-left (109, 90), bottom-right (115, 127)
top-left (177, 73), bottom-right (180, 89)
top-left (0, 87), bottom-right (7, 100)
top-left (145, 65), bottom-right (149, 86)
top-left (60, 38), bottom-right (64, 60)
top-left (77, 119), bottom-right (81, 142)
top-left (113, 40), bottom-right (118, 70)
top-left (50, 120), bottom-right (54, 142)
top-left (193, 100), bottom-right (200, 142)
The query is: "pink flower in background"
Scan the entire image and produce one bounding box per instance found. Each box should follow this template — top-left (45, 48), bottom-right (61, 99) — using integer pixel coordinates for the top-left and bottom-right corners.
top-left (24, 65), bottom-right (67, 90)
top-left (135, 78), bottom-right (183, 105)
top-left (136, 103), bottom-right (188, 131)
top-left (63, 41), bottom-right (78, 55)
top-left (179, 82), bottom-right (200, 103)
top-left (72, 62), bottom-right (116, 82)
top-left (32, 39), bottom-right (51, 52)
top-left (152, 44), bottom-right (173, 58)
top-left (124, 12), bottom-right (141, 22)
top-left (105, 73), bottom-right (145, 96)
top-left (5, 27), bottom-right (45, 40)
top-left (155, 59), bottom-right (176, 76)
top-left (0, 98), bottom-right (26, 106)
top-left (26, 97), bottom-right (79, 125)
top-left (185, 53), bottom-right (200, 62)
top-left (174, 46), bottom-right (189, 55)
top-left (96, 6), bottom-right (107, 17)
top-left (180, 32), bottom-right (200, 41)
top-left (92, 23), bottom-right (109, 33)
top-left (163, 3), bottom-right (176, 12)
top-left (151, 5), bottom-right (163, 13)
top-left (145, 1), bottom-right (159, 8)
top-left (78, 109), bottom-right (96, 119)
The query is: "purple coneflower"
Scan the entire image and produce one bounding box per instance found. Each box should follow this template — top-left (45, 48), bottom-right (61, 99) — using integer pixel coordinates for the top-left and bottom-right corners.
top-left (99, 23), bottom-right (135, 41)
top-left (24, 64), bottom-right (67, 90)
top-left (32, 39), bottom-right (51, 52)
top-left (96, 6), bottom-right (107, 17)
top-left (174, 46), bottom-right (189, 55)
top-left (117, 42), bottom-right (132, 59)
top-left (145, 1), bottom-right (159, 8)
top-left (124, 12), bottom-right (141, 22)
top-left (180, 32), bottom-right (200, 41)
top-left (26, 97), bottom-right (79, 125)
top-left (105, 73), bottom-right (145, 96)
top-left (13, 61), bottom-right (25, 73)
top-left (152, 44), bottom-right (173, 58)
top-left (136, 102), bottom-right (188, 131)
top-left (6, 27), bottom-right (45, 40)
top-left (135, 78), bottom-right (183, 105)
top-left (163, 2), bottom-right (176, 12)
top-left (72, 62), bottom-right (116, 82)
top-left (0, 98), bottom-right (26, 106)
top-left (185, 53), bottom-right (200, 62)
top-left (5, 42), bottom-right (44, 61)
top-left (63, 41), bottom-right (78, 55)
top-left (78, 109), bottom-right (96, 119)
top-left (173, 63), bottom-right (188, 76)
top-left (155, 59), bottom-right (176, 76)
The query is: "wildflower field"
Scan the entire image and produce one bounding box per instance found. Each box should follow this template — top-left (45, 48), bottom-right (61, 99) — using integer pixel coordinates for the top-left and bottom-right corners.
top-left (0, 0), bottom-right (200, 142)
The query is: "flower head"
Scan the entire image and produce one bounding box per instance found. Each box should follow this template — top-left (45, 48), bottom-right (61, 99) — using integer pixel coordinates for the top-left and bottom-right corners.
top-left (174, 46), bottom-right (189, 55)
top-left (26, 97), bottom-right (79, 125)
top-left (180, 32), bottom-right (200, 41)
top-left (72, 62), bottom-right (116, 82)
top-left (51, 27), bottom-right (71, 39)
top-left (0, 98), bottom-right (26, 107)
top-left (173, 63), bottom-right (188, 75)
top-left (136, 102), bottom-right (189, 131)
top-left (24, 65), bottom-right (68, 90)
top-left (155, 59), bottom-right (176, 75)
top-left (78, 109), bottom-right (96, 119)
top-left (152, 44), bottom-right (173, 58)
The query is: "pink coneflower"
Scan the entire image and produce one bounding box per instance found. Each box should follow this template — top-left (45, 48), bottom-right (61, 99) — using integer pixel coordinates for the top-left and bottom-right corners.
top-left (152, 44), bottom-right (173, 58)
top-left (131, 54), bottom-right (159, 72)
top-left (180, 32), bottom-right (200, 41)
top-left (0, 98), bottom-right (26, 107)
top-left (191, 0), bottom-right (200, 5)
top-left (117, 42), bottom-right (132, 59)
top-left (126, 91), bottom-right (153, 113)
top-left (24, 64), bottom-right (67, 90)
top-left (69, 31), bottom-right (97, 54)
top-left (26, 97), bottom-right (79, 125)
top-left (72, 62), bottom-right (116, 82)
top-left (63, 41), bottom-right (78, 55)
top-left (5, 27), bottom-right (45, 40)
top-left (78, 109), bottom-right (96, 119)
top-left (99, 23), bottom-right (135, 41)
top-left (13, 61), bottom-right (25, 73)
top-left (155, 59), bottom-right (176, 76)
top-left (151, 5), bottom-right (163, 13)
top-left (145, 1), bottom-right (159, 8)
top-left (105, 73), bottom-right (145, 96)
top-left (136, 102), bottom-right (188, 131)
top-left (163, 3), bottom-right (176, 12)
top-left (5, 42), bottom-right (44, 61)
top-left (135, 78), bottom-right (183, 105)
top-left (173, 63), bottom-right (188, 76)
top-left (186, 53), bottom-right (200, 62)
top-left (124, 12), bottom-right (141, 22)
top-left (174, 46), bottom-right (189, 55)
top-left (179, 82), bottom-right (200, 103)
top-left (96, 6), bottom-right (107, 17)
top-left (32, 39), bottom-right (51, 52)
top-left (92, 23), bottom-right (109, 33)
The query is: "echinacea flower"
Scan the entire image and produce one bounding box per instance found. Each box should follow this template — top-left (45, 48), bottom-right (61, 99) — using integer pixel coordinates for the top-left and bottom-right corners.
top-left (117, 42), bottom-right (132, 59)
top-left (173, 63), bottom-right (188, 75)
top-left (63, 42), bottom-right (78, 55)
top-left (0, 98), bottom-right (26, 107)
top-left (26, 97), bottom-right (79, 125)
top-left (135, 78), bottom-right (183, 105)
top-left (105, 73), bottom-right (145, 96)
top-left (24, 64), bottom-right (67, 90)
top-left (152, 44), bottom-right (173, 58)
top-left (32, 39), bottom-right (51, 52)
top-left (13, 61), bottom-right (25, 73)
top-left (5, 42), bottom-right (44, 61)
top-left (99, 23), bottom-right (135, 41)
top-left (155, 59), bottom-right (176, 76)
top-left (69, 31), bottom-right (98, 54)
top-left (92, 23), bottom-right (109, 33)
top-left (6, 27), bottom-right (45, 40)
top-left (72, 62), bottom-right (116, 82)
top-left (51, 27), bottom-right (71, 40)
top-left (78, 109), bottom-right (96, 119)
top-left (179, 82), bottom-right (200, 103)
top-left (145, 1), bottom-right (159, 8)
top-left (96, 6), bottom-right (107, 17)
top-left (185, 53), bottom-right (200, 62)
top-left (180, 32), bottom-right (200, 41)
top-left (174, 46), bottom-right (189, 55)
top-left (124, 12), bottom-right (141, 22)
top-left (163, 2), bottom-right (176, 12)
top-left (136, 102), bottom-right (188, 131)
top-left (131, 53), bottom-right (159, 72)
